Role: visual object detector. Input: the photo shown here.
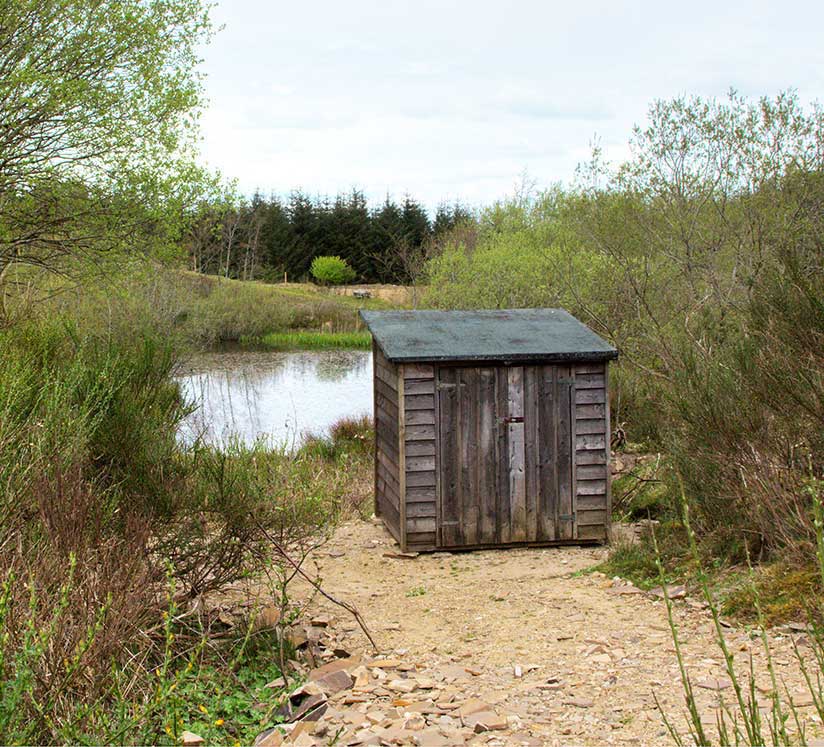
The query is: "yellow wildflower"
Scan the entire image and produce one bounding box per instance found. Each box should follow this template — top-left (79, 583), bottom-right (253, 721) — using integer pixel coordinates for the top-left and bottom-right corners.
top-left (198, 705), bottom-right (208, 714)
top-left (214, 719), bottom-right (225, 727)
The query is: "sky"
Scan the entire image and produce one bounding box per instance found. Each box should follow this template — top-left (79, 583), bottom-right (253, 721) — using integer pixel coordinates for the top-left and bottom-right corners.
top-left (198, 0), bottom-right (824, 211)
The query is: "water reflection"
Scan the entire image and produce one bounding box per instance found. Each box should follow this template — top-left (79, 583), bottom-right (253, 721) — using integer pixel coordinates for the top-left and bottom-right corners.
top-left (175, 349), bottom-right (373, 449)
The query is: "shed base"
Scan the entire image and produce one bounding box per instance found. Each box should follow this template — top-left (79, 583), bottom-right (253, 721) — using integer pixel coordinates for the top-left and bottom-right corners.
top-left (407, 538), bottom-right (607, 553)
top-left (374, 515), bottom-right (610, 553)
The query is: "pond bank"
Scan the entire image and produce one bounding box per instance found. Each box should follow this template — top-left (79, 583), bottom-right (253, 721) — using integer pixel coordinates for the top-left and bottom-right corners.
top-left (249, 330), bottom-right (372, 350)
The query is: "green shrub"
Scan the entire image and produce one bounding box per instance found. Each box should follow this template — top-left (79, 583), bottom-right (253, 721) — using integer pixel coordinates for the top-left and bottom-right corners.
top-left (310, 255), bottom-right (356, 285)
top-left (184, 278), bottom-right (297, 344)
top-left (0, 295), bottom-right (369, 743)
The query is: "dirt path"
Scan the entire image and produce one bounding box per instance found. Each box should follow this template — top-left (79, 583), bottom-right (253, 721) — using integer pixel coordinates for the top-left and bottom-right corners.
top-left (270, 519), bottom-right (820, 746)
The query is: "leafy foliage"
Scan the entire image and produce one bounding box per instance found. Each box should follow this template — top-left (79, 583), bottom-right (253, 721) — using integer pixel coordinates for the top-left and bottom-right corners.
top-left (0, 290), bottom-right (375, 743)
top-left (425, 91), bottom-right (824, 565)
top-left (0, 0), bottom-right (217, 284)
top-left (310, 255), bottom-right (357, 285)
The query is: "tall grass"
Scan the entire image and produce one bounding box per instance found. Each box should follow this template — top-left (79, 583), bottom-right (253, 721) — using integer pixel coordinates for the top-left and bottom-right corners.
top-left (36, 265), bottom-right (390, 349)
top-left (179, 274), bottom-right (386, 346)
top-left (658, 476), bottom-right (824, 746)
top-left (256, 330), bottom-right (371, 350)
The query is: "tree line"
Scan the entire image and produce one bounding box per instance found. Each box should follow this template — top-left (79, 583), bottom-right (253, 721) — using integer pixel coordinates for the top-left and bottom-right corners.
top-left (184, 190), bottom-right (474, 284)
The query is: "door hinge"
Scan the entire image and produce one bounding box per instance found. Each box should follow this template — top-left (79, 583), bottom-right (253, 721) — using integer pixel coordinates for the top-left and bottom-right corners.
top-left (559, 513), bottom-right (575, 521)
top-left (436, 382), bottom-right (456, 390)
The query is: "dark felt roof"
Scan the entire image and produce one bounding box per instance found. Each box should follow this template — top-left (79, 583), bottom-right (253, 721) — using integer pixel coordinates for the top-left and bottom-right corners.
top-left (360, 309), bottom-right (618, 363)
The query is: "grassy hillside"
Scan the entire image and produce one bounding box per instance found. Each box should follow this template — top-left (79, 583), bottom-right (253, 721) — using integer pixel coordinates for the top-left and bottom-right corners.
top-left (12, 265), bottom-right (401, 350)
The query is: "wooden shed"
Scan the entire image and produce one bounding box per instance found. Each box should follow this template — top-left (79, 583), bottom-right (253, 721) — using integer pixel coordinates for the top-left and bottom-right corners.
top-left (361, 309), bottom-right (619, 552)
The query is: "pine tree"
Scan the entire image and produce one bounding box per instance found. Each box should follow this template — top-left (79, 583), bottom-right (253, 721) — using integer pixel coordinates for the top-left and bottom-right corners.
top-left (261, 195), bottom-right (291, 276)
top-left (400, 194), bottom-right (431, 247)
top-left (370, 195), bottom-right (404, 282)
top-left (284, 190), bottom-right (318, 279)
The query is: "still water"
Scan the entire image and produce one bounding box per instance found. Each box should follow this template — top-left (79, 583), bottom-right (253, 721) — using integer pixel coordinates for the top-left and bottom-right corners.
top-left (175, 349), bottom-right (373, 448)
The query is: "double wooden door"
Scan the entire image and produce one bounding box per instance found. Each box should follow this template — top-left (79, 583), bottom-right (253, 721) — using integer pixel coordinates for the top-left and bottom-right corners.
top-left (436, 364), bottom-right (575, 546)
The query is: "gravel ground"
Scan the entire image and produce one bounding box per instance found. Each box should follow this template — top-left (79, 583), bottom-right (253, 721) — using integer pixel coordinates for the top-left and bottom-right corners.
top-left (262, 518), bottom-right (823, 746)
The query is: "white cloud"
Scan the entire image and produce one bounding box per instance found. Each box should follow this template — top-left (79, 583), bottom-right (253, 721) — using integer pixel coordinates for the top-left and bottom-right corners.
top-left (197, 0), bottom-right (824, 210)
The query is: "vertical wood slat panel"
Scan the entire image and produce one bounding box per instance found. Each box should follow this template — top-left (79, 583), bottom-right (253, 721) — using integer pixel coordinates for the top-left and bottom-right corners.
top-left (496, 368), bottom-right (511, 544)
top-left (437, 367), bottom-right (460, 547)
top-left (557, 364), bottom-right (574, 540)
top-left (523, 366), bottom-right (539, 542)
top-left (460, 368), bottom-right (478, 546)
top-left (507, 367), bottom-right (526, 542)
top-left (537, 365), bottom-right (557, 541)
top-left (429, 359), bottom-right (610, 551)
top-left (478, 368), bottom-right (497, 544)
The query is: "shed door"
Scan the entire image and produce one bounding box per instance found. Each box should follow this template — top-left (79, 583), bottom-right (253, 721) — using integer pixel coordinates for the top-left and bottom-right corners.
top-left (436, 364), bottom-right (576, 546)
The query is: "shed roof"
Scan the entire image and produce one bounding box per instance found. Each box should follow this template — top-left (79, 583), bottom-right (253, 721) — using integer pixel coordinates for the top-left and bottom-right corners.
top-left (360, 308), bottom-right (618, 363)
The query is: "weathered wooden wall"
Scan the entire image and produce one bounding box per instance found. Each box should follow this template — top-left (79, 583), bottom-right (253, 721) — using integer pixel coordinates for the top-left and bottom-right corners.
top-left (573, 362), bottom-right (609, 540)
top-left (399, 363), bottom-right (437, 551)
top-left (373, 342), bottom-right (401, 542)
top-left (431, 361), bottom-right (610, 549)
top-left (436, 363), bottom-right (586, 548)
top-left (374, 353), bottom-right (611, 551)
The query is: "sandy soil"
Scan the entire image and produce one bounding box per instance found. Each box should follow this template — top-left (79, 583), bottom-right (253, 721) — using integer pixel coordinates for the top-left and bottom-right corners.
top-left (289, 518), bottom-right (822, 746)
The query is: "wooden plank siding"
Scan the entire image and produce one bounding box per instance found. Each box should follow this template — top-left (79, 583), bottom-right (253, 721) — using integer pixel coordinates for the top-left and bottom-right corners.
top-left (400, 363), bottom-right (437, 551)
top-left (573, 362), bottom-right (609, 541)
top-left (375, 352), bottom-right (611, 551)
top-left (373, 343), bottom-right (401, 543)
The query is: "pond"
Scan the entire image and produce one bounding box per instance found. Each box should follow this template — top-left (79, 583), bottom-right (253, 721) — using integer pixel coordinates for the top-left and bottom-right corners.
top-left (175, 348), bottom-right (373, 449)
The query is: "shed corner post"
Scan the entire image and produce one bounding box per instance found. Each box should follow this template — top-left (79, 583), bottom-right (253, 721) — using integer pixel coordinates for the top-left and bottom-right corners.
top-left (605, 360), bottom-right (613, 542)
top-left (397, 365), bottom-right (407, 552)
top-left (371, 338), bottom-right (379, 519)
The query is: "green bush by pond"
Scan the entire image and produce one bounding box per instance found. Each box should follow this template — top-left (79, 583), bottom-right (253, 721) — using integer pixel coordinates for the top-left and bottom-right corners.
top-left (0, 301), bottom-right (374, 744)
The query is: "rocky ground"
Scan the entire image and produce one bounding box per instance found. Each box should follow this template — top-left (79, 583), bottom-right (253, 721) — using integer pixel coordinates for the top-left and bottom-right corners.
top-left (245, 520), bottom-right (821, 746)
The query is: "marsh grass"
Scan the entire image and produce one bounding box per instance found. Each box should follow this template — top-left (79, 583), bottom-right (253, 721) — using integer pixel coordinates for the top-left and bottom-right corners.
top-left (256, 330), bottom-right (371, 350)
top-left (24, 266), bottom-right (393, 349)
top-left (657, 475), bottom-right (824, 746)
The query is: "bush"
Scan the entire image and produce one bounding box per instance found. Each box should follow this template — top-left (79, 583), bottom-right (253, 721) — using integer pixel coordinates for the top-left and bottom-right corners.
top-left (310, 255), bottom-right (356, 285)
top-left (0, 294), bottom-right (367, 743)
top-left (423, 92), bottom-right (824, 567)
top-left (184, 278), bottom-right (297, 344)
